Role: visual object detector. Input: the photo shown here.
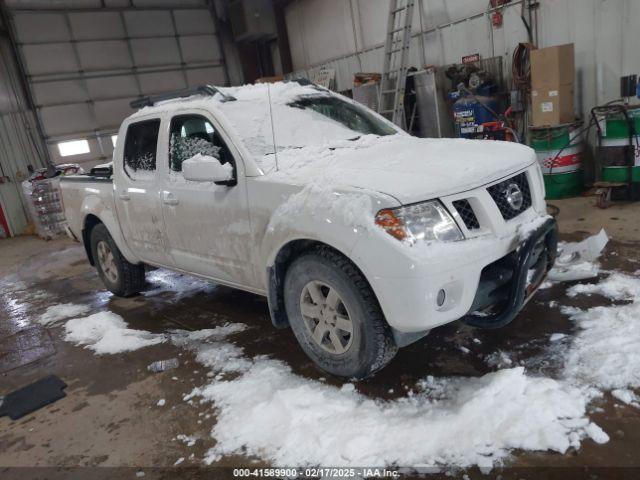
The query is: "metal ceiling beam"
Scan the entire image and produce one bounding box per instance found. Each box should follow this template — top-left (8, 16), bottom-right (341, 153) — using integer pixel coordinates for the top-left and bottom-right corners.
top-left (28, 61), bottom-right (224, 84)
top-left (17, 32), bottom-right (216, 46)
top-left (6, 5), bottom-right (210, 13)
top-left (45, 127), bottom-right (121, 143)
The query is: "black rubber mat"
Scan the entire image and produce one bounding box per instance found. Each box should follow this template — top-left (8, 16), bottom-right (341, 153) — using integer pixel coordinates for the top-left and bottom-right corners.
top-left (0, 375), bottom-right (67, 420)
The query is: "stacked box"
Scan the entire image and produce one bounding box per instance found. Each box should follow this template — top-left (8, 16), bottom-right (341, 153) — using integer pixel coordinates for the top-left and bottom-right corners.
top-left (530, 44), bottom-right (575, 127)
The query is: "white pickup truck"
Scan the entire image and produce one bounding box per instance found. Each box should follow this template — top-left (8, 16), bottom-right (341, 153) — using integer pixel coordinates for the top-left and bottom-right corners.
top-left (61, 81), bottom-right (557, 378)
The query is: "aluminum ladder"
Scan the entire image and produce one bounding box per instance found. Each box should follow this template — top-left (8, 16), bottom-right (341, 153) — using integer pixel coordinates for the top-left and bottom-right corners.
top-left (378, 0), bottom-right (415, 128)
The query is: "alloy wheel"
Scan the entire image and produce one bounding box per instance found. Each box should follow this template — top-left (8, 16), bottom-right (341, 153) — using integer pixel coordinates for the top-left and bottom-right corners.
top-left (299, 280), bottom-right (354, 354)
top-left (97, 240), bottom-right (118, 284)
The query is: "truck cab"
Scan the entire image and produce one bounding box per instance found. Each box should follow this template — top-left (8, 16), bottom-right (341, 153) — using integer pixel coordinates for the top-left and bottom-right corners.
top-left (61, 82), bottom-right (557, 379)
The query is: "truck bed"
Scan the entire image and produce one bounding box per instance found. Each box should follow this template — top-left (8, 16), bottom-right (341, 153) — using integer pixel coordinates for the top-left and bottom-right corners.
top-left (60, 173), bottom-right (115, 242)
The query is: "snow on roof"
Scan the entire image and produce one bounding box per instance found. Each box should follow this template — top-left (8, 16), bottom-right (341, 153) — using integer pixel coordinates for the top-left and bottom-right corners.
top-left (127, 81), bottom-right (354, 168)
top-left (129, 81), bottom-right (329, 117)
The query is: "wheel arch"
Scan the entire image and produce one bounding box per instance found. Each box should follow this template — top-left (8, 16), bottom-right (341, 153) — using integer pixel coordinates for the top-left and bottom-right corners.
top-left (266, 238), bottom-right (378, 330)
top-left (82, 214), bottom-right (103, 265)
top-left (80, 206), bottom-right (140, 266)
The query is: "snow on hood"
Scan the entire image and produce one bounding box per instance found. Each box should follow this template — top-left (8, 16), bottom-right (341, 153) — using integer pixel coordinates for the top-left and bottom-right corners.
top-left (215, 83), bottom-right (535, 203)
top-left (263, 134), bottom-right (537, 204)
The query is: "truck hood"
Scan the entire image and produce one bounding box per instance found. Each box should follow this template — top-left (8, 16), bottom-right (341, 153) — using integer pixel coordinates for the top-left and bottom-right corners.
top-left (267, 135), bottom-right (537, 204)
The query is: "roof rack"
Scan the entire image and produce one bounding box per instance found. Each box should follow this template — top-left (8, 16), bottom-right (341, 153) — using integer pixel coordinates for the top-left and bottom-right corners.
top-left (129, 85), bottom-right (236, 109)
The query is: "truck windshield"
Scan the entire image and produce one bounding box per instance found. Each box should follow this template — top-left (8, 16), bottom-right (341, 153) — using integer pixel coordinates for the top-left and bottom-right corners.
top-left (287, 95), bottom-right (396, 138)
top-left (215, 83), bottom-right (398, 170)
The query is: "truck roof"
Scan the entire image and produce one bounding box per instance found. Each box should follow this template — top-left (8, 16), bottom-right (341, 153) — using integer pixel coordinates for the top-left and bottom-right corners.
top-left (127, 81), bottom-right (329, 121)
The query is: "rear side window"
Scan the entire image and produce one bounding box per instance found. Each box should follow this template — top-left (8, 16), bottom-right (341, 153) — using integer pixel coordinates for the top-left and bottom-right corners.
top-left (123, 119), bottom-right (160, 178)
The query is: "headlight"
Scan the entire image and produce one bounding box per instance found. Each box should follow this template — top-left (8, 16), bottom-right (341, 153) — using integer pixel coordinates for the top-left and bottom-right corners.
top-left (375, 200), bottom-right (463, 244)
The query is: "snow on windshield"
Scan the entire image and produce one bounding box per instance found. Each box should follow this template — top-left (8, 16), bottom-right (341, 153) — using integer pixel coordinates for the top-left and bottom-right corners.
top-left (215, 82), bottom-right (397, 170)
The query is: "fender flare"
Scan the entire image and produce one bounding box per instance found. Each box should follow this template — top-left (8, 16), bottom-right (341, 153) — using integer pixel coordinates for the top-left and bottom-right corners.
top-left (80, 195), bottom-right (141, 265)
top-left (264, 236), bottom-right (366, 329)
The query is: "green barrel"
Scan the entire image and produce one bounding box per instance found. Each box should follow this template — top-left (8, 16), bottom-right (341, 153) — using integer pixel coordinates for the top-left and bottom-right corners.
top-left (529, 122), bottom-right (584, 199)
top-left (598, 106), bottom-right (640, 183)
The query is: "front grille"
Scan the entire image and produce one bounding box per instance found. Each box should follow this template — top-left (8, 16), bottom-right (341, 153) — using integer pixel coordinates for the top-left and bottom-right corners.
top-left (487, 172), bottom-right (532, 220)
top-left (452, 199), bottom-right (480, 229)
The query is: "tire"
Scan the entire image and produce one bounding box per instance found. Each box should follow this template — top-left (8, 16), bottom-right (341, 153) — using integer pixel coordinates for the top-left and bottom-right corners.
top-left (284, 247), bottom-right (397, 379)
top-left (90, 223), bottom-right (145, 297)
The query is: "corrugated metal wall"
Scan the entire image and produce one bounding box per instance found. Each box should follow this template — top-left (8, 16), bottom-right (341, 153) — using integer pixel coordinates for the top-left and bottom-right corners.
top-left (285, 0), bottom-right (640, 120)
top-left (0, 0), bottom-right (234, 236)
top-left (0, 32), bottom-right (47, 236)
top-left (4, 0), bottom-right (229, 169)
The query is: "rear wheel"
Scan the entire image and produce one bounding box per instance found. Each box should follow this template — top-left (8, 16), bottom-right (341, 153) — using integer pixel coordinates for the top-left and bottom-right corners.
top-left (284, 247), bottom-right (397, 379)
top-left (90, 223), bottom-right (145, 297)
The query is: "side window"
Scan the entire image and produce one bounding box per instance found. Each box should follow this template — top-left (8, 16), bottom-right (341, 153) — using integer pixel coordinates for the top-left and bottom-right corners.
top-left (169, 115), bottom-right (234, 173)
top-left (123, 119), bottom-right (160, 178)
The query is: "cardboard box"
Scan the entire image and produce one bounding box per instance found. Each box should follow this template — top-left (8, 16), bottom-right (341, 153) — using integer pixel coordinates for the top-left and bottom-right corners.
top-left (255, 75), bottom-right (284, 84)
top-left (530, 44), bottom-right (575, 126)
top-left (531, 84), bottom-right (574, 126)
top-left (531, 44), bottom-right (574, 88)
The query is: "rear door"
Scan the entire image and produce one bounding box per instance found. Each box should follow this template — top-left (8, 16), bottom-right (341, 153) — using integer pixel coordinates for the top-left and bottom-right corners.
top-left (159, 110), bottom-right (255, 287)
top-left (114, 117), bottom-right (171, 266)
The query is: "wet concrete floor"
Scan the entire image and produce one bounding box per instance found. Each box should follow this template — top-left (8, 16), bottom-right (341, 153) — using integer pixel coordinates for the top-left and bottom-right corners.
top-left (1, 196), bottom-right (639, 478)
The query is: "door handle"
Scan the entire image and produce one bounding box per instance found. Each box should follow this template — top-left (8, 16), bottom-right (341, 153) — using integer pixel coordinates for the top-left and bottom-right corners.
top-left (163, 191), bottom-right (179, 206)
top-left (119, 192), bottom-right (130, 201)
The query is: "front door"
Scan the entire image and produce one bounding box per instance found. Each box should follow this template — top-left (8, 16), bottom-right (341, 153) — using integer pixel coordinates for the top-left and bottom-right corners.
top-left (159, 111), bottom-right (255, 287)
top-left (114, 117), bottom-right (170, 266)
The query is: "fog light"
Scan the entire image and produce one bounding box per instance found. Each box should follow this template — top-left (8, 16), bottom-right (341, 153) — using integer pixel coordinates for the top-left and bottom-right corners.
top-left (437, 289), bottom-right (446, 307)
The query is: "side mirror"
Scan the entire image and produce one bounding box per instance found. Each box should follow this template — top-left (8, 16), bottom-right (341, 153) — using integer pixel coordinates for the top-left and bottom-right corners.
top-left (182, 155), bottom-right (236, 186)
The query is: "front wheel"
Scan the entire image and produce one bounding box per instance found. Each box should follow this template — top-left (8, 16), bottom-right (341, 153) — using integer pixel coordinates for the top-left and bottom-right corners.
top-left (284, 248), bottom-right (397, 379)
top-left (90, 223), bottom-right (145, 297)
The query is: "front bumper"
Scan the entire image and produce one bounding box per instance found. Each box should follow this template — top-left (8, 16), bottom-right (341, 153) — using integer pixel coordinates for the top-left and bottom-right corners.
top-left (463, 217), bottom-right (558, 328)
top-left (350, 163), bottom-right (553, 338)
top-left (351, 213), bottom-right (557, 337)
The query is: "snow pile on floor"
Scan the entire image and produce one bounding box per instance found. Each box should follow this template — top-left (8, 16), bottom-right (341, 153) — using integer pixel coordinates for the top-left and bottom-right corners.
top-left (64, 312), bottom-right (165, 354)
top-left (566, 271), bottom-right (639, 301)
top-left (548, 261), bottom-right (601, 283)
top-left (176, 323), bottom-right (606, 468)
top-left (611, 389), bottom-right (640, 407)
top-left (173, 323), bottom-right (251, 376)
top-left (144, 269), bottom-right (216, 299)
top-left (193, 360), bottom-right (604, 468)
top-left (39, 303), bottom-right (91, 326)
top-left (484, 350), bottom-right (514, 368)
top-left (176, 434), bottom-right (198, 447)
top-left (172, 323), bottom-right (248, 344)
top-left (562, 272), bottom-right (640, 391)
top-left (548, 230), bottom-right (608, 282)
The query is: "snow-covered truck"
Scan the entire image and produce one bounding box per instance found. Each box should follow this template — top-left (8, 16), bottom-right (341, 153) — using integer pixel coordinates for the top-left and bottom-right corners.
top-left (60, 81), bottom-right (557, 378)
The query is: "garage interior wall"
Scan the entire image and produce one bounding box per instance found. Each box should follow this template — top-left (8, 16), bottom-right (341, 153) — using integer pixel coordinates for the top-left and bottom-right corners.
top-left (3, 0), bottom-right (231, 169)
top-left (284, 0), bottom-right (640, 122)
top-left (0, 17), bottom-right (47, 236)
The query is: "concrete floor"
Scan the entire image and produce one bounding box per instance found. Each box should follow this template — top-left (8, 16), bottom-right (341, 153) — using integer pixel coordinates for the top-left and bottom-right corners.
top-left (1, 196), bottom-right (639, 478)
